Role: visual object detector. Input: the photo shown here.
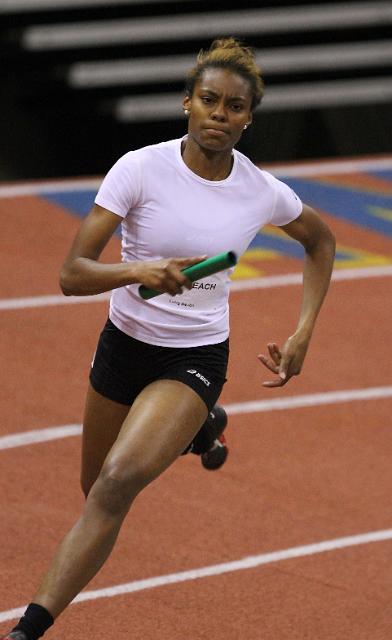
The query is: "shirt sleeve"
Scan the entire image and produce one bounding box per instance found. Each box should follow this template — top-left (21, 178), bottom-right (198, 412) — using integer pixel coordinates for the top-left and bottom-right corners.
top-left (94, 151), bottom-right (142, 218)
top-left (268, 174), bottom-right (303, 227)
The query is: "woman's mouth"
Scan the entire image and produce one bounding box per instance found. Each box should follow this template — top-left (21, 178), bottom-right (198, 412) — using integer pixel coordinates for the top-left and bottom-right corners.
top-left (204, 127), bottom-right (229, 137)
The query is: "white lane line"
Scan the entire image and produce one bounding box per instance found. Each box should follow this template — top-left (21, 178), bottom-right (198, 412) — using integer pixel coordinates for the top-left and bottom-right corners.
top-left (229, 265), bottom-right (392, 292)
top-left (226, 385), bottom-right (392, 415)
top-left (1, 385), bottom-right (392, 452)
top-left (0, 179), bottom-right (101, 198)
top-left (0, 156), bottom-right (391, 198)
top-left (1, 527), bottom-right (392, 623)
top-left (1, 265), bottom-right (392, 312)
top-left (0, 292), bottom-right (110, 311)
top-left (0, 424), bottom-right (82, 450)
top-left (268, 155), bottom-right (392, 177)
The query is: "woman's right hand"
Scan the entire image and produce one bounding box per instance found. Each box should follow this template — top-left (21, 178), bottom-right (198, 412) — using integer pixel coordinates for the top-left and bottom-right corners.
top-left (133, 256), bottom-right (207, 296)
top-left (60, 203), bottom-right (207, 297)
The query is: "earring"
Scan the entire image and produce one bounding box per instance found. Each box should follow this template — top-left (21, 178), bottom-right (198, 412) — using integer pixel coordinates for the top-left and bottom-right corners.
top-left (184, 109), bottom-right (190, 115)
top-left (244, 123), bottom-right (249, 130)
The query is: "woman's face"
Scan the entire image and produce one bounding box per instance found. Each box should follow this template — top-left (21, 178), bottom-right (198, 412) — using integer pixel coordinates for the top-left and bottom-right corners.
top-left (183, 67), bottom-right (253, 153)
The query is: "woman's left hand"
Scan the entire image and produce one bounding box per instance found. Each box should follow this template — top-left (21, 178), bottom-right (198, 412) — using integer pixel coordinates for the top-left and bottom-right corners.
top-left (257, 333), bottom-right (310, 387)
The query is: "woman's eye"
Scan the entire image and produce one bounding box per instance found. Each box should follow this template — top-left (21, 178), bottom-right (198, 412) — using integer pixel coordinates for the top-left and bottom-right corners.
top-left (202, 96), bottom-right (213, 103)
top-left (231, 104), bottom-right (243, 111)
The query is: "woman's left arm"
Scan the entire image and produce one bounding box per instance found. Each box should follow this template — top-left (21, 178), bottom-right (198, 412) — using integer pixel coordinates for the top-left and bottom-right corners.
top-left (259, 204), bottom-right (336, 387)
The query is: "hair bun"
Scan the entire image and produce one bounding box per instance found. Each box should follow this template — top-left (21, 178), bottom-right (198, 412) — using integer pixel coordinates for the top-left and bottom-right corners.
top-left (186, 37), bottom-right (263, 111)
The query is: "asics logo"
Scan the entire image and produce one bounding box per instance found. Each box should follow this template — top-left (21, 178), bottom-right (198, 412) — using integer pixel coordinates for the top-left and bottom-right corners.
top-left (186, 369), bottom-right (211, 387)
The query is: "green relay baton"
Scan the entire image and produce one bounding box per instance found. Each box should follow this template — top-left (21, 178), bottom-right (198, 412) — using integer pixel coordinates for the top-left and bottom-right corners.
top-left (138, 251), bottom-right (238, 300)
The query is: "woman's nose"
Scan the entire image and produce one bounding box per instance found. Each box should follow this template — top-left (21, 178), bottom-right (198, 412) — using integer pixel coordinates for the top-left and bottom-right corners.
top-left (211, 103), bottom-right (226, 121)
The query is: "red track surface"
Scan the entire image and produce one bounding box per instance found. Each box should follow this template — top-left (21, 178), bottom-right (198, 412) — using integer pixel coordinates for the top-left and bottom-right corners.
top-left (1, 175), bottom-right (392, 639)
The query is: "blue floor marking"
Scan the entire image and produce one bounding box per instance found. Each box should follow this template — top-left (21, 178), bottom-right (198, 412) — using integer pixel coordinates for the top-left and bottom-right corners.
top-left (249, 232), bottom-right (304, 258)
top-left (42, 183), bottom-right (392, 240)
top-left (249, 232), bottom-right (348, 262)
top-left (282, 178), bottom-right (392, 237)
top-left (41, 190), bottom-right (121, 237)
top-left (41, 190), bottom-right (97, 217)
top-left (40, 181), bottom-right (392, 263)
top-left (368, 170), bottom-right (392, 182)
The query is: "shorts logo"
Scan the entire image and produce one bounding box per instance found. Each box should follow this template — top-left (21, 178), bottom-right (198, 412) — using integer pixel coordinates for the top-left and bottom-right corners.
top-left (186, 369), bottom-right (211, 387)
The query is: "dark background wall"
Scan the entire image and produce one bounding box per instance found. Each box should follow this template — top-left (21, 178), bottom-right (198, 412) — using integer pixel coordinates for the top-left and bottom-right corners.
top-left (1, 0), bottom-right (391, 180)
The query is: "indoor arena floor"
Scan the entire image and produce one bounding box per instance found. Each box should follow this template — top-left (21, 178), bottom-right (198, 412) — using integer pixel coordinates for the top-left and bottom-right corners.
top-left (1, 156), bottom-right (392, 639)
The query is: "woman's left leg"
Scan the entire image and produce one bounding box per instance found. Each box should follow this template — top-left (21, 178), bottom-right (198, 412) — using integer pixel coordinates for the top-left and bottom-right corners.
top-left (31, 379), bottom-right (208, 620)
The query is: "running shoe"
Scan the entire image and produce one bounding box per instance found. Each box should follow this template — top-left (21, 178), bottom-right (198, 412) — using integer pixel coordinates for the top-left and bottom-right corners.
top-left (183, 404), bottom-right (229, 470)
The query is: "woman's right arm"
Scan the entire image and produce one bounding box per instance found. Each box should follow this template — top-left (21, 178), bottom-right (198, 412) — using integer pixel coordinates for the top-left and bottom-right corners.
top-left (59, 204), bottom-right (205, 297)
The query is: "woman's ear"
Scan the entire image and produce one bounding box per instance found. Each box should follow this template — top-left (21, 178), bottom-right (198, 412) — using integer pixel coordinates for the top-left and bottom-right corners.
top-left (183, 95), bottom-right (191, 113)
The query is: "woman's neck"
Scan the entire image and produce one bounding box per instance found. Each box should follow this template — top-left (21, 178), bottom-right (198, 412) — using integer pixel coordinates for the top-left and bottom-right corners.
top-left (181, 137), bottom-right (233, 181)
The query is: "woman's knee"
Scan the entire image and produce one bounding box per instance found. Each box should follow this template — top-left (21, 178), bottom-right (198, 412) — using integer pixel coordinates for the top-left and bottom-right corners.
top-left (88, 459), bottom-right (153, 515)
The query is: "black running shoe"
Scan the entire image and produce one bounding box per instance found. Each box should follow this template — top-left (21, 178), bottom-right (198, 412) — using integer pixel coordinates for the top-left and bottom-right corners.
top-left (201, 430), bottom-right (228, 470)
top-left (183, 404), bottom-right (229, 470)
top-left (1, 632), bottom-right (29, 640)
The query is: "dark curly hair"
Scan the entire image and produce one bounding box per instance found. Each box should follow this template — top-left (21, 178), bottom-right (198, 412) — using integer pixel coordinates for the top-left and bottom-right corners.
top-left (185, 37), bottom-right (264, 111)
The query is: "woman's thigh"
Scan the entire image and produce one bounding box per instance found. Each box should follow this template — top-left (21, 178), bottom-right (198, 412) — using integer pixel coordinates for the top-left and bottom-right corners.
top-left (99, 378), bottom-right (208, 495)
top-left (81, 384), bottom-right (131, 496)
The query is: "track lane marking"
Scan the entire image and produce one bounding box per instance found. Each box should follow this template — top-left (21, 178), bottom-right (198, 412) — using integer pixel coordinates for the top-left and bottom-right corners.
top-left (1, 385), bottom-right (391, 451)
top-left (0, 424), bottom-right (82, 450)
top-left (226, 385), bottom-right (392, 415)
top-left (1, 265), bottom-right (392, 311)
top-left (0, 155), bottom-right (392, 200)
top-left (1, 527), bottom-right (392, 623)
top-left (0, 291), bottom-right (110, 310)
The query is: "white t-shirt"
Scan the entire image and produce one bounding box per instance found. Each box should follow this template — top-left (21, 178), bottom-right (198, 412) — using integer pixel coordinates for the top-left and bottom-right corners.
top-left (95, 137), bottom-right (302, 347)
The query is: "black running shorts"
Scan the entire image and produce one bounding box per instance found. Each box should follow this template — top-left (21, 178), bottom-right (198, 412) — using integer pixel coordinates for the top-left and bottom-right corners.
top-left (90, 319), bottom-right (229, 412)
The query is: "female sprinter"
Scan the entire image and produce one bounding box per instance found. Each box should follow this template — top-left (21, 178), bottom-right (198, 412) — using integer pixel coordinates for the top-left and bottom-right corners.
top-left (2, 38), bottom-right (335, 640)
